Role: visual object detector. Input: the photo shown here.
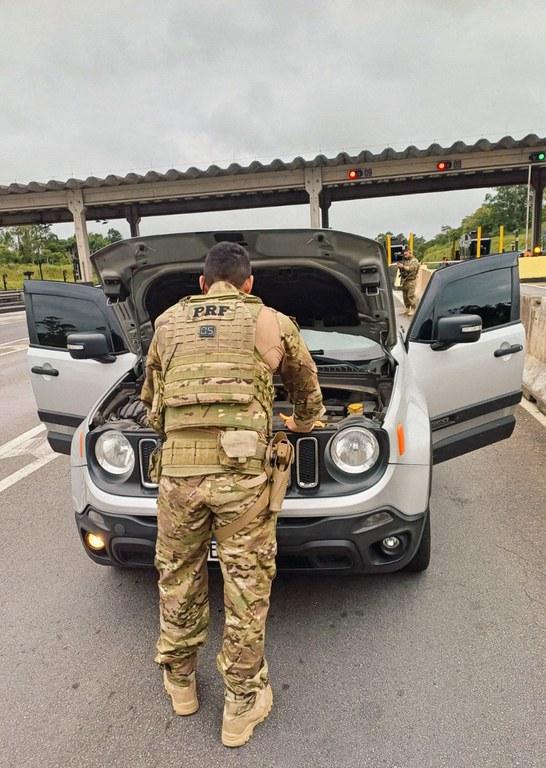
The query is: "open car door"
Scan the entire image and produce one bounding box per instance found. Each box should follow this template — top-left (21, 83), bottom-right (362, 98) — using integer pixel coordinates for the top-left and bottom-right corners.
top-left (407, 252), bottom-right (524, 463)
top-left (24, 281), bottom-right (138, 455)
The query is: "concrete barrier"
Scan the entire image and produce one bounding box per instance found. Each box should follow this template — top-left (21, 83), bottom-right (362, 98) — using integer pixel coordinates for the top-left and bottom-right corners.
top-left (416, 264), bottom-right (433, 296)
top-left (521, 295), bottom-right (546, 414)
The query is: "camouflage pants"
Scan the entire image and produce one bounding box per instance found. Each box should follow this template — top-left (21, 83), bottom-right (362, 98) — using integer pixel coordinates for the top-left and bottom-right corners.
top-left (154, 472), bottom-right (276, 698)
top-left (402, 279), bottom-right (417, 309)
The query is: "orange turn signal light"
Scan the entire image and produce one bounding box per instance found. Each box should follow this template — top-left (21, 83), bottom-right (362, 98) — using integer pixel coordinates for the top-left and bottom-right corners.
top-left (397, 424), bottom-right (405, 456)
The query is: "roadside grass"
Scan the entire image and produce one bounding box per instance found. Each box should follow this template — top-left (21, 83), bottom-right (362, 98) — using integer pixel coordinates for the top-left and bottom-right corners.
top-left (422, 233), bottom-right (520, 265)
top-left (0, 262), bottom-right (75, 290)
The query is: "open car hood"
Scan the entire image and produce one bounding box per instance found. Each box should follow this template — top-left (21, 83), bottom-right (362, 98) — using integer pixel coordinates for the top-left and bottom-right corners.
top-left (91, 229), bottom-right (397, 354)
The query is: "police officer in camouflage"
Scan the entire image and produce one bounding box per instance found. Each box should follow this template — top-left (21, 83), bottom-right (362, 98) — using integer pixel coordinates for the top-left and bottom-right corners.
top-left (396, 248), bottom-right (420, 315)
top-left (141, 241), bottom-right (324, 747)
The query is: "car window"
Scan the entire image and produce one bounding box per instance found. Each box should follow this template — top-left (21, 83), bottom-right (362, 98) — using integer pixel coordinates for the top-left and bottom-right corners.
top-left (415, 268), bottom-right (513, 342)
top-left (30, 293), bottom-right (125, 352)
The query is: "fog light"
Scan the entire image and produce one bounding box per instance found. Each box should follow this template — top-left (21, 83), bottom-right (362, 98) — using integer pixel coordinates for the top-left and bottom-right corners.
top-left (382, 536), bottom-right (401, 550)
top-left (85, 532), bottom-right (106, 551)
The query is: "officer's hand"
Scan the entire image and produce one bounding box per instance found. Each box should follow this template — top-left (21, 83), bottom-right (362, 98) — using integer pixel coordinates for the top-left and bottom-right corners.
top-left (281, 414), bottom-right (315, 433)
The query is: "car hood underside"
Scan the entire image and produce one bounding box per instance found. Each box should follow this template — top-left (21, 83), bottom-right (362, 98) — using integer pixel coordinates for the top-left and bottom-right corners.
top-left (91, 229), bottom-right (397, 353)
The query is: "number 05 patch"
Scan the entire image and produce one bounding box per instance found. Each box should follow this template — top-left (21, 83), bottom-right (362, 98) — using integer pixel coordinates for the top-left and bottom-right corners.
top-left (199, 325), bottom-right (216, 338)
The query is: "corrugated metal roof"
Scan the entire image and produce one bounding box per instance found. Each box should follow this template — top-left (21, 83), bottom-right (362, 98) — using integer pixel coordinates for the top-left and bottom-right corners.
top-left (1, 134), bottom-right (545, 196)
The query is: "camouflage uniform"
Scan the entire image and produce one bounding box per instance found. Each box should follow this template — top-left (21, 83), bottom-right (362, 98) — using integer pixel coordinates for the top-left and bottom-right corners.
top-left (141, 280), bottom-right (324, 701)
top-left (399, 256), bottom-right (420, 310)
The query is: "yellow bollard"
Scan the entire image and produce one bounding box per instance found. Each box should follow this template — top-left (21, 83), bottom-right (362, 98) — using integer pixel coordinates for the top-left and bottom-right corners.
top-left (499, 225), bottom-right (504, 253)
top-left (477, 226), bottom-right (482, 258)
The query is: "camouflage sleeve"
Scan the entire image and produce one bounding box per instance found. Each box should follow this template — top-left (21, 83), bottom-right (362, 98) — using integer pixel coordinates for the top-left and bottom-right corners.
top-left (140, 331), bottom-right (161, 411)
top-left (140, 305), bottom-right (177, 410)
top-left (277, 314), bottom-right (325, 429)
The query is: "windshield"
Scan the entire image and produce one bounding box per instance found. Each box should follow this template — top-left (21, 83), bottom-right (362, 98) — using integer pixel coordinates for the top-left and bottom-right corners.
top-left (300, 328), bottom-right (383, 362)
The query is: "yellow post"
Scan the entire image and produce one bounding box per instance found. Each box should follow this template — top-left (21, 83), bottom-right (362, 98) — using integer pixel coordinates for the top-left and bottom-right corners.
top-left (409, 232), bottom-right (414, 252)
top-left (499, 225), bottom-right (504, 253)
top-left (386, 234), bottom-right (392, 265)
top-left (476, 226), bottom-right (482, 258)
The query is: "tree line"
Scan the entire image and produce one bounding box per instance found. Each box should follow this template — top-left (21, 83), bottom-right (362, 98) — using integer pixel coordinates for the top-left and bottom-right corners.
top-left (375, 186), bottom-right (535, 259)
top-left (0, 225), bottom-right (123, 265)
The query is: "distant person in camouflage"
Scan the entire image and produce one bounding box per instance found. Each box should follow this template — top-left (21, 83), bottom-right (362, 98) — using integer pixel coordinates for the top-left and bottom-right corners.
top-left (141, 241), bottom-right (324, 747)
top-left (397, 248), bottom-right (420, 316)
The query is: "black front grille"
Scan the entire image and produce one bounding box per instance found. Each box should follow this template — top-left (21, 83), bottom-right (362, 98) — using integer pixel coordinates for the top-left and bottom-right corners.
top-left (296, 437), bottom-right (319, 488)
top-left (139, 438), bottom-right (160, 488)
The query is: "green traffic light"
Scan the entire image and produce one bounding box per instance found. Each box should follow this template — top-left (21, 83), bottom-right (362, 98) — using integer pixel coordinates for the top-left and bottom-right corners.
top-left (529, 151), bottom-right (546, 162)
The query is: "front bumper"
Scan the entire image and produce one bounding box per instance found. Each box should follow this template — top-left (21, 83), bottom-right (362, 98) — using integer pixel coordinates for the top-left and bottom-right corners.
top-left (76, 505), bottom-right (428, 574)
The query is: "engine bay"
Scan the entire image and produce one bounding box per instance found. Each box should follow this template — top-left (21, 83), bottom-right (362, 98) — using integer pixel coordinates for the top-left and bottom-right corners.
top-left (91, 370), bottom-right (393, 432)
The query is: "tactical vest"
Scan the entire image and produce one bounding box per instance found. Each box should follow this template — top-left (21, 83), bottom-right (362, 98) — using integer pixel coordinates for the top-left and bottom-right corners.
top-left (161, 291), bottom-right (275, 435)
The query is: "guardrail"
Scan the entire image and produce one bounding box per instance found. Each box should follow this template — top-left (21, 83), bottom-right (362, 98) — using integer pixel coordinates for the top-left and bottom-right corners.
top-left (0, 290), bottom-right (24, 314)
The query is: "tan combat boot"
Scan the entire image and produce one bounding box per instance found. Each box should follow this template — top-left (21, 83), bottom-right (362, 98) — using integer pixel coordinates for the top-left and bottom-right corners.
top-left (221, 684), bottom-right (273, 747)
top-left (163, 669), bottom-right (199, 715)
top-left (407, 306), bottom-right (416, 316)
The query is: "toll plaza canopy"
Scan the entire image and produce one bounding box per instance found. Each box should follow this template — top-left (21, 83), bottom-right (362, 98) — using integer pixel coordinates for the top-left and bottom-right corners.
top-left (1, 133), bottom-right (545, 282)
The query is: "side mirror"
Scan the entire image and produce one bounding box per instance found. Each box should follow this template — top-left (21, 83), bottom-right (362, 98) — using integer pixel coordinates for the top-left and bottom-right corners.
top-left (431, 314), bottom-right (482, 351)
top-left (67, 332), bottom-right (116, 363)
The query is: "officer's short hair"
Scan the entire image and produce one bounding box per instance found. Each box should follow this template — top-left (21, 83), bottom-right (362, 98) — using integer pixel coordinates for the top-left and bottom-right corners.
top-left (203, 242), bottom-right (251, 288)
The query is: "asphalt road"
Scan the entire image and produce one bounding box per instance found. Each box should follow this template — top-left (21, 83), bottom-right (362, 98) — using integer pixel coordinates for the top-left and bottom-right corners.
top-left (0, 309), bottom-right (545, 768)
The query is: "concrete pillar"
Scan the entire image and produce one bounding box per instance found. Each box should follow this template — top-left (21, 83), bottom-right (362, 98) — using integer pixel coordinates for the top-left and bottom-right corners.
top-left (304, 168), bottom-right (323, 228)
top-left (66, 190), bottom-right (93, 283)
top-left (125, 205), bottom-right (141, 237)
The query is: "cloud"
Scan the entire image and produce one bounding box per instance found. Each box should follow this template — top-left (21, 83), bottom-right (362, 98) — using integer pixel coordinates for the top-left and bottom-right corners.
top-left (1, 0), bottom-right (544, 239)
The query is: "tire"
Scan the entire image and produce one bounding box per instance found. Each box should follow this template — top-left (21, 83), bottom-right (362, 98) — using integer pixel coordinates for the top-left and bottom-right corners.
top-left (402, 509), bottom-right (430, 572)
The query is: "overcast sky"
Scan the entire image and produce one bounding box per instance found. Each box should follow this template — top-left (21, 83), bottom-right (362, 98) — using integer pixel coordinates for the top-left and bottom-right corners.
top-left (1, 0), bottom-right (545, 240)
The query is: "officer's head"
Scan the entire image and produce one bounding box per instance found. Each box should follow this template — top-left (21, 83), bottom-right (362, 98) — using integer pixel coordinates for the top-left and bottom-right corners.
top-left (200, 241), bottom-right (253, 294)
top-left (403, 249), bottom-right (413, 259)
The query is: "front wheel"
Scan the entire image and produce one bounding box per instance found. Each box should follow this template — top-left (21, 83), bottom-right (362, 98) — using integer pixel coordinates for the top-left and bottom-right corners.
top-left (402, 510), bottom-right (430, 572)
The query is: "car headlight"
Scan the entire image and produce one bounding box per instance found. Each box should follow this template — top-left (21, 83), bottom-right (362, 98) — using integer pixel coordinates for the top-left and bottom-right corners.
top-left (330, 427), bottom-right (380, 474)
top-left (95, 431), bottom-right (135, 475)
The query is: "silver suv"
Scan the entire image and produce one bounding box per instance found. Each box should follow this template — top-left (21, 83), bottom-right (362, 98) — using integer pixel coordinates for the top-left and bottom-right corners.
top-left (24, 230), bottom-right (525, 574)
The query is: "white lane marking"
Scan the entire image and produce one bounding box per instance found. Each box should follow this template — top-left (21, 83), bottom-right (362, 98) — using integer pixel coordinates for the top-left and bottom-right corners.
top-left (0, 344), bottom-right (28, 357)
top-left (0, 453), bottom-right (59, 494)
top-left (0, 337), bottom-right (28, 346)
top-left (520, 397), bottom-right (546, 428)
top-left (0, 424), bottom-right (61, 493)
top-left (0, 336), bottom-right (28, 357)
top-left (0, 424), bottom-right (45, 458)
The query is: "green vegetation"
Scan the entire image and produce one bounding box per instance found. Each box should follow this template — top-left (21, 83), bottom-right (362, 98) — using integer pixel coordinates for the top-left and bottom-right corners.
top-left (0, 226), bottom-right (121, 263)
top-left (0, 263), bottom-right (73, 290)
top-left (0, 225), bottom-right (123, 289)
top-left (377, 185), bottom-right (545, 263)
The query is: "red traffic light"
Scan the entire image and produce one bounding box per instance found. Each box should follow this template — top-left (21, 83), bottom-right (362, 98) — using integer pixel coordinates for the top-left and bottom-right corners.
top-left (348, 168), bottom-right (363, 179)
top-left (436, 161), bottom-right (453, 171)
